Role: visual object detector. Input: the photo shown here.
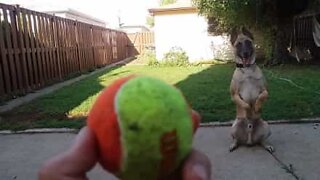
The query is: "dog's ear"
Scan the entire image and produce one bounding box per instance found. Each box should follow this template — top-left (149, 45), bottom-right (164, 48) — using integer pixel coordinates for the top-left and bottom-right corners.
top-left (230, 27), bottom-right (239, 46)
top-left (241, 27), bottom-right (254, 41)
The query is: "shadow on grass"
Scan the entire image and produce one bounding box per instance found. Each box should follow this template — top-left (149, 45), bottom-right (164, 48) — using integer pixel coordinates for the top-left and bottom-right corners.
top-left (175, 64), bottom-right (235, 123)
top-left (0, 63), bottom-right (132, 131)
top-left (175, 63), bottom-right (320, 123)
top-left (2, 61), bottom-right (320, 130)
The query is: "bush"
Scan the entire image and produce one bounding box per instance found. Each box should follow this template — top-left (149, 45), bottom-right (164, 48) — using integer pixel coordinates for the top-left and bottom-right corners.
top-left (162, 47), bottom-right (189, 66)
top-left (135, 47), bottom-right (159, 66)
top-left (136, 47), bottom-right (190, 67)
top-left (144, 50), bottom-right (158, 66)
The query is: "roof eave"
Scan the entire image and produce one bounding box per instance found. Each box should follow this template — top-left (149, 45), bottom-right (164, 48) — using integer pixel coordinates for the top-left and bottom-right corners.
top-left (149, 7), bottom-right (197, 15)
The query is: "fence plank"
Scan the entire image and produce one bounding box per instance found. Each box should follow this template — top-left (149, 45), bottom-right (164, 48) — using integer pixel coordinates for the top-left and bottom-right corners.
top-left (64, 19), bottom-right (70, 74)
top-left (27, 11), bottom-right (40, 88)
top-left (21, 9), bottom-right (34, 88)
top-left (66, 20), bottom-right (73, 73)
top-left (84, 24), bottom-right (88, 69)
top-left (49, 16), bottom-right (60, 81)
top-left (33, 12), bottom-right (44, 86)
top-left (36, 13), bottom-right (46, 84)
top-left (2, 6), bottom-right (18, 93)
top-left (51, 16), bottom-right (58, 80)
top-left (65, 19), bottom-right (71, 75)
top-left (76, 22), bottom-right (81, 71)
top-left (69, 20), bottom-right (74, 74)
top-left (43, 16), bottom-right (53, 82)
top-left (70, 21), bottom-right (76, 73)
top-left (44, 15), bottom-right (51, 81)
top-left (73, 21), bottom-right (79, 73)
top-left (59, 19), bottom-right (66, 77)
top-left (8, 6), bottom-right (24, 92)
top-left (46, 16), bottom-right (54, 81)
top-left (0, 6), bottom-right (9, 95)
top-left (109, 30), bottom-right (114, 63)
top-left (46, 15), bottom-right (55, 81)
top-left (16, 7), bottom-right (30, 91)
top-left (52, 16), bottom-right (62, 80)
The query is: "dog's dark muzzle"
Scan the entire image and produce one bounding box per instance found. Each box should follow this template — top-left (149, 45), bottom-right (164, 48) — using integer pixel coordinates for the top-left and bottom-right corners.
top-left (236, 40), bottom-right (254, 65)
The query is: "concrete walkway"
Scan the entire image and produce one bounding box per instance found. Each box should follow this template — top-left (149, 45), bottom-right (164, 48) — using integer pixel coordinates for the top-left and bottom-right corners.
top-left (1, 124), bottom-right (319, 180)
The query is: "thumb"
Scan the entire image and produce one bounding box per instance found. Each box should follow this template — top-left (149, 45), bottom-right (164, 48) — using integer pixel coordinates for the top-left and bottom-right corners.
top-left (39, 127), bottom-right (98, 180)
top-left (183, 150), bottom-right (211, 180)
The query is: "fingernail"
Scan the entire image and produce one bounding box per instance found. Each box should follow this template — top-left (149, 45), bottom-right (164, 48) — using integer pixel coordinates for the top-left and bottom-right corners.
top-left (192, 164), bottom-right (208, 180)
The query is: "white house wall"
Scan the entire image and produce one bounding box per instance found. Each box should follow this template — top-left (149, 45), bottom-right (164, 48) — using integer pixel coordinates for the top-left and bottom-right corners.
top-left (154, 12), bottom-right (233, 62)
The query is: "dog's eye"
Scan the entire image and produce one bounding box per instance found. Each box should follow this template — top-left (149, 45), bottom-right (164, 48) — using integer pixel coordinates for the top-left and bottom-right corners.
top-left (244, 40), bottom-right (252, 47)
top-left (236, 42), bottom-right (242, 48)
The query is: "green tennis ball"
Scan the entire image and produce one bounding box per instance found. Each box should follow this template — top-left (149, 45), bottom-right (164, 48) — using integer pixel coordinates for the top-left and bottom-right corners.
top-left (87, 75), bottom-right (198, 180)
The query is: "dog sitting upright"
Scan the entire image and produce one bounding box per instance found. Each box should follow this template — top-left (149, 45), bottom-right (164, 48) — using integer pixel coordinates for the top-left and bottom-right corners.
top-left (229, 27), bottom-right (274, 153)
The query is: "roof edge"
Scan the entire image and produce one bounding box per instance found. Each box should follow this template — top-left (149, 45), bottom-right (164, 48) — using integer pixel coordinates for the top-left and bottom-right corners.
top-left (45, 8), bottom-right (106, 24)
top-left (149, 6), bottom-right (197, 15)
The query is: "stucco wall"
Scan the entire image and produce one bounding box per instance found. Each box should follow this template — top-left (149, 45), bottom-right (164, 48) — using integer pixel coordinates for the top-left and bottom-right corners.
top-left (153, 12), bottom-right (233, 62)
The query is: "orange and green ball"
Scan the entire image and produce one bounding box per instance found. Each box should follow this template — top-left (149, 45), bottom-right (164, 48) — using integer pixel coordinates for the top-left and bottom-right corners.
top-left (87, 75), bottom-right (200, 179)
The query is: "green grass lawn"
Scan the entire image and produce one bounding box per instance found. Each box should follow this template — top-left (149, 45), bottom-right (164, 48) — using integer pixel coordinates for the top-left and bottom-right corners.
top-left (1, 63), bottom-right (320, 130)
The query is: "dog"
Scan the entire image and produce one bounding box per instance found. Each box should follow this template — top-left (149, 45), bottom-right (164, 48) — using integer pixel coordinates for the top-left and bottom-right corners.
top-left (229, 27), bottom-right (274, 153)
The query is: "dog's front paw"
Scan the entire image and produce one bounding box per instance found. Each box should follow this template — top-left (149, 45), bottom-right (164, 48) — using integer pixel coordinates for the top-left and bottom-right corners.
top-left (242, 102), bottom-right (250, 109)
top-left (254, 101), bottom-right (262, 112)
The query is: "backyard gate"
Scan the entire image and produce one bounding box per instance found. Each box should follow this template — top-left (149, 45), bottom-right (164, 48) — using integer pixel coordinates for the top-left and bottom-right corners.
top-left (127, 32), bottom-right (154, 56)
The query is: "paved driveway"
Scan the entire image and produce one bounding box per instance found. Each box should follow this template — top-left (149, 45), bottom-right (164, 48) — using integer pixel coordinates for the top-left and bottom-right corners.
top-left (1, 124), bottom-right (319, 180)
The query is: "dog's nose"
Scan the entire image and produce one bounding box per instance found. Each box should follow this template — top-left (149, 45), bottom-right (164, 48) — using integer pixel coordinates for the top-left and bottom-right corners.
top-left (243, 52), bottom-right (249, 58)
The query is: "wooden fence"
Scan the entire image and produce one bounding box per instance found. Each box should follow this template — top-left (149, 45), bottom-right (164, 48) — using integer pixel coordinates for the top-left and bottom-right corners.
top-left (127, 32), bottom-right (154, 55)
top-left (0, 3), bottom-right (131, 101)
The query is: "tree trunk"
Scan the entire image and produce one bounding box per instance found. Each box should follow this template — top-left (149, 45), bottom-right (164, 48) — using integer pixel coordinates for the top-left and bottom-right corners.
top-left (264, 0), bottom-right (309, 65)
top-left (267, 18), bottom-right (293, 65)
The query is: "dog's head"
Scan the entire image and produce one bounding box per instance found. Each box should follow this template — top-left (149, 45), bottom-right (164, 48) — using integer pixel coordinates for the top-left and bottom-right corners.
top-left (230, 27), bottom-right (255, 66)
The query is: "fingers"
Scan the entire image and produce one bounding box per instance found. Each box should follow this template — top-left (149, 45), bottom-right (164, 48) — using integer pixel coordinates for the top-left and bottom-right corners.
top-left (163, 149), bottom-right (211, 180)
top-left (182, 149), bottom-right (211, 180)
top-left (191, 109), bottom-right (201, 133)
top-left (39, 127), bottom-right (99, 180)
top-left (39, 112), bottom-right (210, 180)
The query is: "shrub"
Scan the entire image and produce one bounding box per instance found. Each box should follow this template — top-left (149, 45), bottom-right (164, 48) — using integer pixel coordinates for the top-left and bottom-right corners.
top-left (144, 50), bottom-right (158, 66)
top-left (136, 47), bottom-right (159, 66)
top-left (162, 47), bottom-right (189, 66)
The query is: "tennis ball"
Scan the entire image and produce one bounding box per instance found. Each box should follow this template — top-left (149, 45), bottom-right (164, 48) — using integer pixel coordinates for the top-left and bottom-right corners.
top-left (87, 75), bottom-right (200, 180)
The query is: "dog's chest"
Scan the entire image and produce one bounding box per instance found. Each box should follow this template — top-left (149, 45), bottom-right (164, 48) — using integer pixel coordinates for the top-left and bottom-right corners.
top-left (233, 67), bottom-right (265, 104)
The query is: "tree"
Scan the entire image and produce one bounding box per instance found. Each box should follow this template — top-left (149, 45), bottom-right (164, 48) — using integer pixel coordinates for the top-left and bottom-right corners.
top-left (146, 16), bottom-right (155, 28)
top-left (192, 0), bottom-right (311, 65)
top-left (160, 0), bottom-right (177, 6)
top-left (146, 0), bottom-right (175, 28)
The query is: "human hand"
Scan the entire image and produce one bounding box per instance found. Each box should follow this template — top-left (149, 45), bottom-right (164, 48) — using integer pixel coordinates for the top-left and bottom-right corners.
top-left (39, 113), bottom-right (211, 180)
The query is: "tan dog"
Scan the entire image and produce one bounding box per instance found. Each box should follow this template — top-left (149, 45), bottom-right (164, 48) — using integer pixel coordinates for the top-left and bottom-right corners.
top-left (229, 27), bottom-right (274, 153)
